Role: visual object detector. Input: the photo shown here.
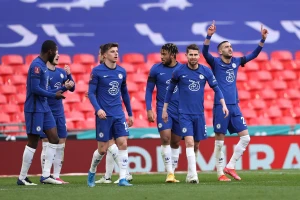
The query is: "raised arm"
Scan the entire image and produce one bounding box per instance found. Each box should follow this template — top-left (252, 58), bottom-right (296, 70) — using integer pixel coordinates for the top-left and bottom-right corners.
top-left (241, 25), bottom-right (268, 66)
top-left (202, 20), bottom-right (217, 67)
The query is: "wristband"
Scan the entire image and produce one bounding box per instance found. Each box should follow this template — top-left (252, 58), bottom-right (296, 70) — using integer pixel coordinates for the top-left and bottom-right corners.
top-left (206, 35), bottom-right (212, 40)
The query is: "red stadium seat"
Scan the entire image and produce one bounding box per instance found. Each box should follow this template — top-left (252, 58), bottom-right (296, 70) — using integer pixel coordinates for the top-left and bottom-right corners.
top-left (63, 92), bottom-right (81, 103)
top-left (135, 63), bottom-right (153, 74)
top-left (58, 54), bottom-right (71, 65)
top-left (6, 75), bottom-right (27, 85)
top-left (63, 103), bottom-right (71, 113)
top-left (283, 89), bottom-right (300, 99)
top-left (275, 70), bottom-right (297, 81)
top-left (11, 113), bottom-right (25, 123)
top-left (75, 120), bottom-right (95, 129)
top-left (249, 99), bottom-right (266, 110)
top-left (2, 104), bottom-right (20, 114)
top-left (67, 63), bottom-right (86, 74)
top-left (243, 80), bottom-right (263, 91)
top-left (277, 98), bottom-right (293, 109)
top-left (266, 106), bottom-right (282, 118)
top-left (177, 52), bottom-right (187, 64)
top-left (130, 91), bottom-right (145, 102)
top-left (236, 71), bottom-right (247, 82)
top-left (267, 80), bottom-right (287, 91)
top-left (238, 90), bottom-right (251, 101)
top-left (203, 99), bottom-right (214, 111)
top-left (131, 100), bottom-right (144, 111)
top-left (263, 60), bottom-right (284, 71)
top-left (242, 108), bottom-right (257, 119)
top-left (147, 53), bottom-right (161, 63)
top-left (65, 111), bottom-right (85, 122)
top-left (2, 54), bottom-right (23, 65)
top-left (122, 53), bottom-right (145, 64)
top-left (258, 89), bottom-right (277, 100)
top-left (14, 64), bottom-right (29, 75)
top-left (74, 102), bottom-right (94, 113)
top-left (75, 81), bottom-right (88, 93)
top-left (85, 111), bottom-right (95, 120)
top-left (273, 116), bottom-right (296, 125)
top-left (66, 121), bottom-right (75, 130)
top-left (127, 73), bottom-right (147, 83)
top-left (249, 117), bottom-right (272, 125)
top-left (295, 51), bottom-right (300, 61)
top-left (134, 110), bottom-right (147, 120)
top-left (132, 118), bottom-right (149, 128)
top-left (0, 66), bottom-right (14, 76)
top-left (250, 71), bottom-right (272, 81)
top-left (120, 63), bottom-right (135, 74)
top-left (271, 50), bottom-right (293, 61)
top-left (0, 85), bottom-right (17, 95)
top-left (243, 61), bottom-right (259, 72)
top-left (0, 113), bottom-right (10, 123)
top-left (25, 54), bottom-right (39, 64)
top-left (10, 94), bottom-right (26, 104)
top-left (127, 81), bottom-right (139, 93)
top-left (76, 74), bottom-right (90, 83)
top-left (253, 51), bottom-right (269, 62)
top-left (73, 54), bottom-right (95, 65)
top-left (0, 76), bottom-right (3, 85)
top-left (0, 94), bottom-right (7, 104)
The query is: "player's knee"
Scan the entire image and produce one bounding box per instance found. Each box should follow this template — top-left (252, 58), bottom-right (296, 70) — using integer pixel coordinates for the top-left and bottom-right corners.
top-left (161, 135), bottom-right (170, 145)
top-left (48, 137), bottom-right (59, 144)
top-left (170, 140), bottom-right (180, 148)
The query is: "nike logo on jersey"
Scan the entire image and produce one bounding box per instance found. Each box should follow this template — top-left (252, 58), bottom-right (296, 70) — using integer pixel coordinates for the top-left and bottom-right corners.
top-left (182, 75), bottom-right (188, 78)
top-left (160, 73), bottom-right (165, 75)
top-left (50, 77), bottom-right (53, 80)
top-left (103, 75), bottom-right (109, 78)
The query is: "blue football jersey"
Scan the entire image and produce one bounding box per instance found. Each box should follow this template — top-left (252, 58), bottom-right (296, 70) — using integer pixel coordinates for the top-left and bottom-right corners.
top-left (48, 68), bottom-right (74, 116)
top-left (24, 57), bottom-right (56, 113)
top-left (89, 64), bottom-right (128, 117)
top-left (146, 62), bottom-right (180, 112)
top-left (171, 64), bottom-right (218, 114)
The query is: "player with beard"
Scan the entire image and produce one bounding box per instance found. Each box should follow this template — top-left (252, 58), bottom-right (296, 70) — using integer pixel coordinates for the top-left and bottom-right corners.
top-left (163, 44), bottom-right (228, 183)
top-left (145, 43), bottom-right (182, 183)
top-left (202, 20), bottom-right (268, 181)
top-left (17, 40), bottom-right (65, 185)
top-left (40, 53), bottom-right (75, 184)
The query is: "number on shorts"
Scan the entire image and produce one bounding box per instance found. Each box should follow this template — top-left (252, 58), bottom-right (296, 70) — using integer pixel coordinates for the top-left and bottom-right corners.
top-left (241, 117), bottom-right (246, 125)
top-left (123, 122), bottom-right (129, 132)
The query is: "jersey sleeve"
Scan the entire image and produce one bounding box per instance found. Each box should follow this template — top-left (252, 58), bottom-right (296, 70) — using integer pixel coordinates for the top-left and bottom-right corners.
top-left (206, 67), bottom-right (224, 101)
top-left (88, 69), bottom-right (101, 112)
top-left (121, 70), bottom-right (133, 116)
top-left (145, 65), bottom-right (157, 110)
top-left (202, 45), bottom-right (216, 69)
top-left (240, 45), bottom-right (263, 67)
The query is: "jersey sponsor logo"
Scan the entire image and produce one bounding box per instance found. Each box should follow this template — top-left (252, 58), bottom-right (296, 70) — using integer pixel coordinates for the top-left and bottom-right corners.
top-left (226, 69), bottom-right (235, 82)
top-left (166, 79), bottom-right (178, 93)
top-left (60, 73), bottom-right (64, 79)
top-left (199, 74), bottom-right (204, 79)
top-left (34, 66), bottom-right (40, 74)
top-left (118, 74), bottom-right (123, 79)
top-left (54, 82), bottom-right (61, 89)
top-left (99, 132), bottom-right (104, 138)
top-left (108, 81), bottom-right (119, 95)
top-left (232, 63), bottom-right (237, 68)
top-left (188, 80), bottom-right (200, 91)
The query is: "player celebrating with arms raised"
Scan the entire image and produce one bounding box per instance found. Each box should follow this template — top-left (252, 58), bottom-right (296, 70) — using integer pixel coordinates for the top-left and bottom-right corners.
top-left (87, 43), bottom-right (133, 187)
top-left (163, 44), bottom-right (228, 183)
top-left (202, 20), bottom-right (268, 181)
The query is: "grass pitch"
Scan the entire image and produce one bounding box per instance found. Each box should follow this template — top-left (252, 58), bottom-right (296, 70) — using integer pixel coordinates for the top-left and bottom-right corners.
top-left (1, 170), bottom-right (300, 200)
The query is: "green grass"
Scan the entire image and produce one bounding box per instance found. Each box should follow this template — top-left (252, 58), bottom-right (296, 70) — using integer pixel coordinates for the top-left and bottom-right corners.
top-left (1, 170), bottom-right (300, 200)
